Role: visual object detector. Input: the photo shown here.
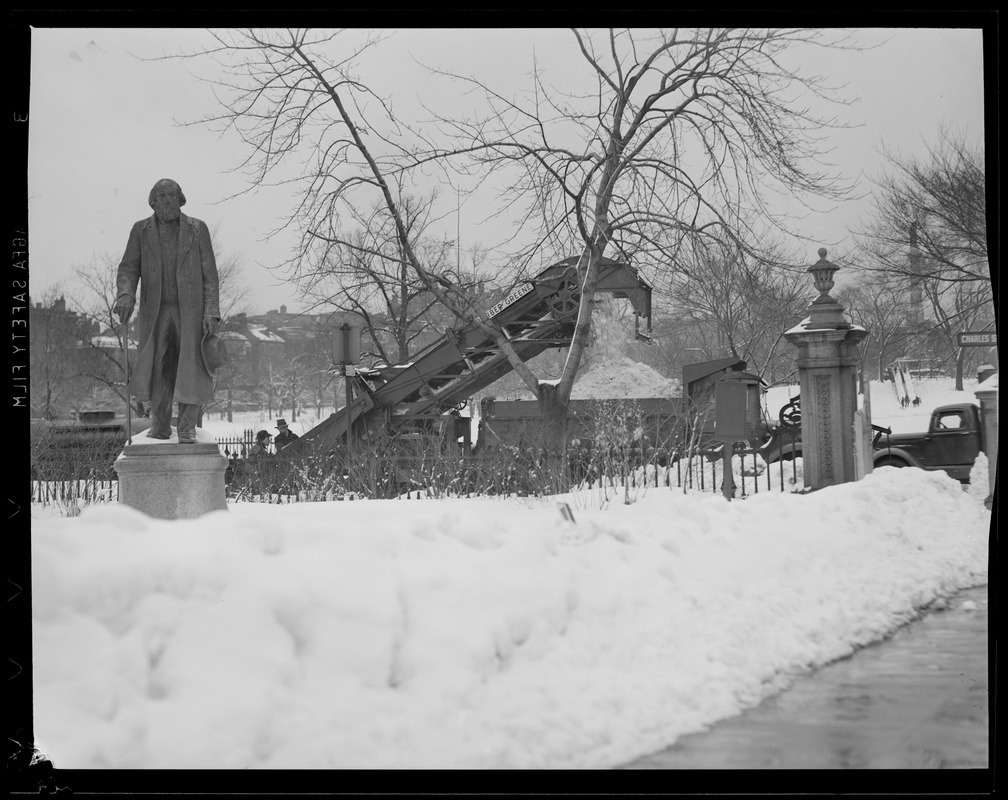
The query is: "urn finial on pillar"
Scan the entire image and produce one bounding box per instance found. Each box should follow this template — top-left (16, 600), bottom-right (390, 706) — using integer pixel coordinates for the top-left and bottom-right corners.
top-left (805, 247), bottom-right (849, 329)
top-left (809, 248), bottom-right (837, 301)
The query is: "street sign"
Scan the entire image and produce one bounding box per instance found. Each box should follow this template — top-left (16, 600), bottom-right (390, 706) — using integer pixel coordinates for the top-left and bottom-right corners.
top-left (957, 331), bottom-right (997, 348)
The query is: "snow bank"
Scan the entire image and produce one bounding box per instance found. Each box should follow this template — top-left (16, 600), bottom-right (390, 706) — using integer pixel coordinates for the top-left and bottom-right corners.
top-left (32, 467), bottom-right (989, 769)
top-left (571, 358), bottom-right (682, 400)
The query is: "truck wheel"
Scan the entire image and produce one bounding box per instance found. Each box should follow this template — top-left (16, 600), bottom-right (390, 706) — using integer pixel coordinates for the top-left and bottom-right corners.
top-left (875, 456), bottom-right (908, 469)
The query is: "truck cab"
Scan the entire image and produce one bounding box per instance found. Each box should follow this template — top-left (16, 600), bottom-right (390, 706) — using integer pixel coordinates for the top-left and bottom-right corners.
top-left (873, 403), bottom-right (984, 483)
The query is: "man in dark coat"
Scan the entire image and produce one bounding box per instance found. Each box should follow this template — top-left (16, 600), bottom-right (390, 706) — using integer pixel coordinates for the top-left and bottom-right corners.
top-left (273, 419), bottom-right (300, 452)
top-left (113, 179), bottom-right (221, 444)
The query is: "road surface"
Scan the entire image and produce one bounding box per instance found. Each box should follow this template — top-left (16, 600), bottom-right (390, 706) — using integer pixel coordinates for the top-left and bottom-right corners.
top-left (623, 583), bottom-right (989, 771)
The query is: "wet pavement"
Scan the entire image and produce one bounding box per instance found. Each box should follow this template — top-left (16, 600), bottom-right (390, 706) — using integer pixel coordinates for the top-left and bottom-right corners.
top-left (623, 584), bottom-right (989, 771)
top-left (16, 586), bottom-right (991, 796)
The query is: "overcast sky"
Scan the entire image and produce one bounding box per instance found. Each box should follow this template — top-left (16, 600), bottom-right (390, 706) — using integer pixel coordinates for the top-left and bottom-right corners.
top-left (27, 27), bottom-right (987, 317)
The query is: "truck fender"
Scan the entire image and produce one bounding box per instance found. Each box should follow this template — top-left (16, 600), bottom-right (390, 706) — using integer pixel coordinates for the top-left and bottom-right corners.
top-left (872, 446), bottom-right (923, 469)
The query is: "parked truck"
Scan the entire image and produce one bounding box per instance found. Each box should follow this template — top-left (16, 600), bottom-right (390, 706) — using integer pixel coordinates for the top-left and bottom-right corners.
top-left (757, 398), bottom-right (986, 483)
top-left (873, 402), bottom-right (986, 483)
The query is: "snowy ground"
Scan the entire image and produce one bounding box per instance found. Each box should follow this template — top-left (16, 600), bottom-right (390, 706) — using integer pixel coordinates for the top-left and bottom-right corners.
top-left (30, 371), bottom-right (992, 769)
top-left (31, 468), bottom-right (990, 769)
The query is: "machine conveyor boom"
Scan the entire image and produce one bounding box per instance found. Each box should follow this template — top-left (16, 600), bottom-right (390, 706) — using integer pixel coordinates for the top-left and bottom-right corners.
top-left (288, 256), bottom-right (653, 454)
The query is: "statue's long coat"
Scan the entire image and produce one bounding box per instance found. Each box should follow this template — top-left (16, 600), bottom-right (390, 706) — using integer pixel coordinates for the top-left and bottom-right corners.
top-left (116, 212), bottom-right (220, 405)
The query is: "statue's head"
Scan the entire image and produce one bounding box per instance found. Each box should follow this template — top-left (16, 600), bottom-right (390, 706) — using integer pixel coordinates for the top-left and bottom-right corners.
top-left (148, 178), bottom-right (186, 222)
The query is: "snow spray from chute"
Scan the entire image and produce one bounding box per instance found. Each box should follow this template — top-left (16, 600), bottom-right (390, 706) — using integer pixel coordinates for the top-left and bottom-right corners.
top-left (572, 297), bottom-right (681, 400)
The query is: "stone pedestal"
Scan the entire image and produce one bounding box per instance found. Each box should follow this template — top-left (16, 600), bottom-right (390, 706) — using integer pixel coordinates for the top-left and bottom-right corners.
top-left (783, 248), bottom-right (869, 491)
top-left (974, 372), bottom-right (998, 510)
top-left (852, 408), bottom-right (874, 480)
top-left (114, 427), bottom-right (228, 520)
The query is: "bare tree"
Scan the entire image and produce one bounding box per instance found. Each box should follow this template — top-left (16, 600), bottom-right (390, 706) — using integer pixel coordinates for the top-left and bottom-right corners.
top-left (645, 297), bottom-right (714, 378)
top-left (421, 27), bottom-right (856, 442)
top-left (919, 271), bottom-right (994, 388)
top-left (854, 127), bottom-right (993, 388)
top-left (68, 255), bottom-right (133, 405)
top-left (29, 286), bottom-right (96, 419)
top-left (179, 29), bottom-right (548, 429)
top-left (667, 236), bottom-right (810, 382)
top-left (298, 190), bottom-right (466, 366)
top-left (857, 126), bottom-right (988, 286)
top-left (275, 346), bottom-right (326, 422)
top-left (180, 27), bottom-right (855, 453)
top-left (208, 224), bottom-right (253, 323)
top-left (837, 274), bottom-right (912, 381)
top-left (252, 360), bottom-right (285, 419)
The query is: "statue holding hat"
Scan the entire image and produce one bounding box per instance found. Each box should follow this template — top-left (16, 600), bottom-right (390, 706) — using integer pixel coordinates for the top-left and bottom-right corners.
top-left (113, 178), bottom-right (224, 444)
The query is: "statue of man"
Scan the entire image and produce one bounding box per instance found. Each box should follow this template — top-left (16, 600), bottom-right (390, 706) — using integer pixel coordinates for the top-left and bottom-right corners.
top-left (113, 179), bottom-right (221, 444)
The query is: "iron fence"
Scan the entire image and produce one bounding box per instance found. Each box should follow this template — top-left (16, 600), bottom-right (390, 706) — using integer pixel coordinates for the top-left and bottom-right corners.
top-left (31, 478), bottom-right (119, 507)
top-left (31, 428), bottom-right (804, 510)
top-left (217, 430), bottom-right (258, 459)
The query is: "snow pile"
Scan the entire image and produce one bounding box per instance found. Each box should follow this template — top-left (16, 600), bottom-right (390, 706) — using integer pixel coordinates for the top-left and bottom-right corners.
top-left (31, 467), bottom-right (989, 770)
top-left (968, 451), bottom-right (991, 503)
top-left (571, 358), bottom-right (681, 400)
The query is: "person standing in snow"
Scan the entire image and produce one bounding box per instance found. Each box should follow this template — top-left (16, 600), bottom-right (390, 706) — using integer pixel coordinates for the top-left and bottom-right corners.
top-left (273, 419), bottom-right (299, 452)
top-left (249, 430), bottom-right (273, 459)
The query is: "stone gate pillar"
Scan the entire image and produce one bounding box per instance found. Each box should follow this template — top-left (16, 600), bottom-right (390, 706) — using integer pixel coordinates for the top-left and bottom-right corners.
top-left (974, 371), bottom-right (998, 510)
top-left (784, 249), bottom-right (868, 490)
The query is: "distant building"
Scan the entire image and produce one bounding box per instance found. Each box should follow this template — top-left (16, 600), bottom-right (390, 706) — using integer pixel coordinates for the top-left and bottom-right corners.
top-left (29, 295), bottom-right (104, 419)
top-left (31, 293), bottom-right (372, 419)
top-left (30, 295), bottom-right (99, 339)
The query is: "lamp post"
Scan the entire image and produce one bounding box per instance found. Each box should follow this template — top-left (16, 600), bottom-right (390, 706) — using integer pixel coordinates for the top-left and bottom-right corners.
top-left (333, 321), bottom-right (361, 453)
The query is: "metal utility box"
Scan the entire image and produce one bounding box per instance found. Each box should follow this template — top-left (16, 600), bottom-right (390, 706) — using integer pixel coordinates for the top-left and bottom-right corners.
top-left (683, 358), bottom-right (765, 438)
top-left (683, 356), bottom-right (747, 402)
top-left (715, 379), bottom-right (748, 441)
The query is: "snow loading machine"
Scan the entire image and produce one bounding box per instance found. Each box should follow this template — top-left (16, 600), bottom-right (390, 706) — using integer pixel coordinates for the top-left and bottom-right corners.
top-left (284, 256), bottom-right (655, 457)
top-left (280, 253), bottom-right (779, 469)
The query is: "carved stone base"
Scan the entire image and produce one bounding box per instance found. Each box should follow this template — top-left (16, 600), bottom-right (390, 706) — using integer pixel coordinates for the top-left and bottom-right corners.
top-left (784, 321), bottom-right (869, 490)
top-left (113, 427), bottom-right (228, 520)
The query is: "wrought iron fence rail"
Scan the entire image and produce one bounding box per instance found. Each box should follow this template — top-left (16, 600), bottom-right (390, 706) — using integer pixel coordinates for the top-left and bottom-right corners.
top-left (31, 479), bottom-right (119, 506)
top-left (31, 429), bottom-right (803, 508)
